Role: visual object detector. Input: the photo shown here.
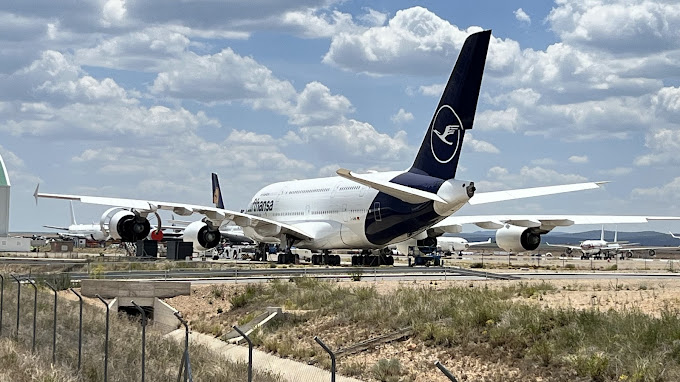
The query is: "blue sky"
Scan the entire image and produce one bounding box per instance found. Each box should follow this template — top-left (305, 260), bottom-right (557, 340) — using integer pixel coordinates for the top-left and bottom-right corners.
top-left (2, 0), bottom-right (680, 234)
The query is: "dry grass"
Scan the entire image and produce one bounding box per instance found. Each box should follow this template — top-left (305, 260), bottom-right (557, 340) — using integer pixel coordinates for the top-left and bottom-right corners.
top-left (183, 278), bottom-right (680, 382)
top-left (0, 279), bottom-right (282, 382)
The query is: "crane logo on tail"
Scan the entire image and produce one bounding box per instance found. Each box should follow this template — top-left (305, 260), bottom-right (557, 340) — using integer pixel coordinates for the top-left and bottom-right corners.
top-left (213, 186), bottom-right (220, 205)
top-left (430, 105), bottom-right (463, 164)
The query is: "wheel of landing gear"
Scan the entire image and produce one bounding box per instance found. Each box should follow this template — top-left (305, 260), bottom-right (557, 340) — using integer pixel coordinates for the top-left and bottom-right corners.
top-left (387, 255), bottom-right (394, 266)
top-left (333, 255), bottom-right (340, 266)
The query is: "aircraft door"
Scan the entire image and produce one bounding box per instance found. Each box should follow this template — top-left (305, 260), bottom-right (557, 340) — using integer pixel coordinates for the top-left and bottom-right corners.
top-left (342, 204), bottom-right (348, 222)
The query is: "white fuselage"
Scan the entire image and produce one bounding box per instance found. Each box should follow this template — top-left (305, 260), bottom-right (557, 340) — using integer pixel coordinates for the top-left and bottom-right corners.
top-left (58, 224), bottom-right (109, 241)
top-left (437, 237), bottom-right (474, 252)
top-left (241, 171), bottom-right (470, 250)
top-left (393, 236), bottom-right (486, 255)
top-left (579, 240), bottom-right (622, 256)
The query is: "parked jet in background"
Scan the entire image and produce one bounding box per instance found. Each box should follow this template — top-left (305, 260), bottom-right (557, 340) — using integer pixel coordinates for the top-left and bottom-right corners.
top-left (43, 201), bottom-right (109, 241)
top-left (34, 31), bottom-right (610, 265)
top-left (428, 215), bottom-right (680, 256)
top-left (394, 236), bottom-right (491, 256)
top-left (547, 226), bottom-right (668, 259)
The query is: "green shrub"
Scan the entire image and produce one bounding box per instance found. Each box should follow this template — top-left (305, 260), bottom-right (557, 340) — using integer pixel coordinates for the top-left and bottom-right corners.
top-left (371, 358), bottom-right (401, 382)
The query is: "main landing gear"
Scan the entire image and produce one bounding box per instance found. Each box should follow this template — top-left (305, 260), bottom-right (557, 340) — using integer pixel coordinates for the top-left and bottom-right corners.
top-left (276, 235), bottom-right (300, 264)
top-left (311, 250), bottom-right (341, 266)
top-left (351, 249), bottom-right (394, 266)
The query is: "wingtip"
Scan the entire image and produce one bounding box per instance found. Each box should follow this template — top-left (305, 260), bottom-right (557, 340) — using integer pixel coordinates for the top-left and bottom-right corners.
top-left (595, 181), bottom-right (610, 186)
top-left (336, 168), bottom-right (351, 176)
top-left (33, 184), bottom-right (39, 205)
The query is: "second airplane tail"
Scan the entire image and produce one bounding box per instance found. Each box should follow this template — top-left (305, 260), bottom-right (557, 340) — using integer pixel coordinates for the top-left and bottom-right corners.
top-left (410, 29), bottom-right (491, 180)
top-left (212, 173), bottom-right (225, 209)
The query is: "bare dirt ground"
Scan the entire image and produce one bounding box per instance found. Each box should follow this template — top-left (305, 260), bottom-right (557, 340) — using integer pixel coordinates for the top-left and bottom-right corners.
top-left (165, 277), bottom-right (680, 381)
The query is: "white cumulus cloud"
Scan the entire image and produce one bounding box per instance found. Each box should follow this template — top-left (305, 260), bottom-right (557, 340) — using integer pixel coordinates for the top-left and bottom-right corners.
top-left (568, 155), bottom-right (589, 164)
top-left (514, 8), bottom-right (531, 25)
top-left (391, 108), bottom-right (414, 124)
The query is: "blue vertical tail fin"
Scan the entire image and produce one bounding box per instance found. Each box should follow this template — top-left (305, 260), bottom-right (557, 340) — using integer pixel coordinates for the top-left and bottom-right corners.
top-left (212, 173), bottom-right (225, 209)
top-left (410, 30), bottom-right (491, 180)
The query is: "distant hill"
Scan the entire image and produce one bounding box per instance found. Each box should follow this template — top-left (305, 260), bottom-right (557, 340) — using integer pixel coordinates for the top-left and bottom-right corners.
top-left (457, 230), bottom-right (680, 247)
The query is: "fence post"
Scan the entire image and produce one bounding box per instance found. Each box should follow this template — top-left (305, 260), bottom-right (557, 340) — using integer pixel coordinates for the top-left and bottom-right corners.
top-left (434, 360), bottom-right (459, 381)
top-left (0, 274), bottom-right (4, 337)
top-left (174, 311), bottom-right (192, 382)
top-left (131, 300), bottom-right (147, 382)
top-left (314, 336), bottom-right (336, 382)
top-left (26, 279), bottom-right (37, 353)
top-left (233, 325), bottom-right (253, 382)
top-left (10, 274), bottom-right (20, 340)
top-left (95, 294), bottom-right (110, 382)
top-left (69, 288), bottom-right (83, 370)
top-left (45, 281), bottom-right (58, 364)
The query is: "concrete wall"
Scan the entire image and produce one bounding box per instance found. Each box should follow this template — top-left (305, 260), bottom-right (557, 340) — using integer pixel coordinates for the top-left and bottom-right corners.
top-left (154, 298), bottom-right (180, 334)
top-left (81, 280), bottom-right (191, 299)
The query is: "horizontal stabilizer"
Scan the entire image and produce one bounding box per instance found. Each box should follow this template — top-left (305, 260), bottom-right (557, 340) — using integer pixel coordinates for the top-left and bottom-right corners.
top-left (336, 168), bottom-right (446, 204)
top-left (468, 181), bottom-right (608, 205)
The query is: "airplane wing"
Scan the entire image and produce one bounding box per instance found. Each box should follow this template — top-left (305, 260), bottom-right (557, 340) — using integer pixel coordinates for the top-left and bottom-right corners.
top-left (615, 246), bottom-right (667, 252)
top-left (545, 243), bottom-right (582, 251)
top-left (43, 225), bottom-right (69, 231)
top-left (671, 232), bottom-right (680, 240)
top-left (34, 187), bottom-right (314, 241)
top-left (433, 215), bottom-right (680, 232)
top-left (468, 238), bottom-right (492, 246)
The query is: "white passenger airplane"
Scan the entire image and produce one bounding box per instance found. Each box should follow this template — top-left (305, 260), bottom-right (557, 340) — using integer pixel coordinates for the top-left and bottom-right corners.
top-left (35, 30), bottom-right (620, 264)
top-left (43, 201), bottom-right (109, 241)
top-left (394, 236), bottom-right (491, 257)
top-left (428, 215), bottom-right (680, 256)
top-left (546, 226), bottom-right (669, 259)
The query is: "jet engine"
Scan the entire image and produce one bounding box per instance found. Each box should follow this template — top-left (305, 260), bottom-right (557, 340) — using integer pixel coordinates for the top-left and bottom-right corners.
top-left (495, 225), bottom-right (545, 253)
top-left (183, 221), bottom-right (221, 251)
top-left (108, 210), bottom-right (151, 242)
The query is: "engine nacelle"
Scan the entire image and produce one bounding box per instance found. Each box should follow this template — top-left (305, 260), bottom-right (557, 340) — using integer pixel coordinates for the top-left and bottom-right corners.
top-left (495, 225), bottom-right (543, 253)
top-left (109, 210), bottom-right (151, 242)
top-left (183, 221), bottom-right (221, 251)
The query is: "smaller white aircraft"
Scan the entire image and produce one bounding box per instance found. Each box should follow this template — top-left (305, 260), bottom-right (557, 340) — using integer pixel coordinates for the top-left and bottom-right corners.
top-left (43, 201), bottom-right (109, 241)
top-left (393, 236), bottom-right (491, 256)
top-left (438, 236), bottom-right (492, 255)
top-left (548, 227), bottom-right (663, 259)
